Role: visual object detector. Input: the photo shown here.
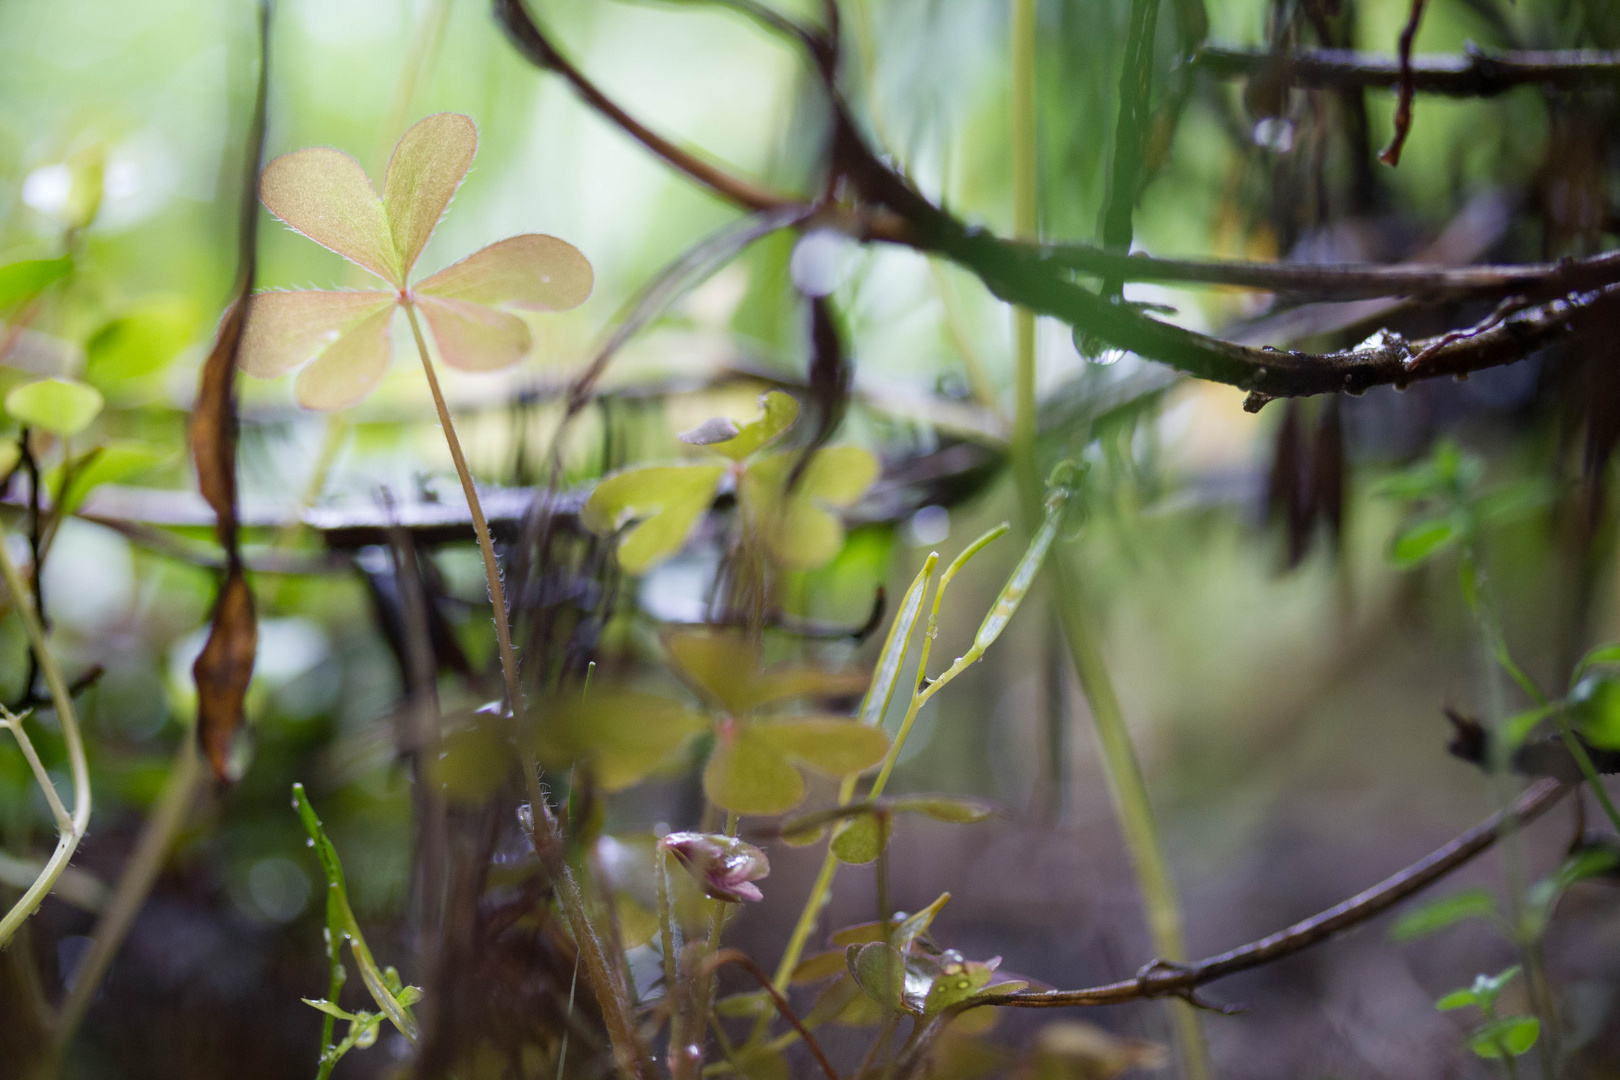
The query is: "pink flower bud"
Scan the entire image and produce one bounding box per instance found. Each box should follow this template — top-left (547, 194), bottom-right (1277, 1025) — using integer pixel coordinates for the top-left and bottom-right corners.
top-left (658, 831), bottom-right (770, 903)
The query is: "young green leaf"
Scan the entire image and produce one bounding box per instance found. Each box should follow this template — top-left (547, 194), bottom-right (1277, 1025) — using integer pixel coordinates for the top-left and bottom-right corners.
top-left (922, 961), bottom-right (995, 1015)
top-left (1435, 988), bottom-right (1479, 1011)
top-left (85, 297), bottom-right (200, 383)
top-left (704, 728), bottom-right (805, 814)
top-left (6, 378), bottom-right (103, 437)
top-left (530, 691), bottom-right (707, 791)
top-left (582, 464), bottom-right (725, 573)
top-left (888, 795), bottom-right (1000, 824)
top-left (1572, 642), bottom-right (1620, 688)
top-left (1388, 888), bottom-right (1498, 942)
top-left (682, 390), bottom-right (799, 460)
top-left (742, 445), bottom-right (880, 569)
top-left (1470, 1017), bottom-right (1540, 1059)
top-left (1390, 517), bottom-right (1458, 567)
top-left (53, 441), bottom-right (167, 516)
top-left (830, 813), bottom-right (891, 865)
top-left (860, 555), bottom-right (938, 727)
top-left (847, 942), bottom-right (905, 1011)
top-left (0, 255), bottom-right (72, 312)
top-left (753, 718), bottom-right (889, 776)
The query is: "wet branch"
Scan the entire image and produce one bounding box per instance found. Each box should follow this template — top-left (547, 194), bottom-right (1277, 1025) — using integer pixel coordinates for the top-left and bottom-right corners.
top-left (493, 0), bottom-right (1620, 407)
top-left (1195, 43), bottom-right (1620, 96)
top-left (998, 778), bottom-right (1570, 1009)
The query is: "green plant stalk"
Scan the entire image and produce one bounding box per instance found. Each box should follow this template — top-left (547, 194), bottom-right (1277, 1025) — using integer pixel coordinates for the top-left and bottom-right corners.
top-left (53, 735), bottom-right (202, 1051)
top-left (1006, 1), bottom-right (1207, 1070)
top-left (1462, 552), bottom-right (1560, 1075)
top-left (404, 302), bottom-right (524, 717)
top-left (0, 528), bottom-right (91, 947)
top-left (1010, 0), bottom-right (1037, 495)
top-left (293, 785), bottom-right (420, 1044)
top-left (868, 525), bottom-right (1008, 797)
top-left (1051, 560), bottom-right (1209, 1079)
top-left (766, 555), bottom-right (940, 999)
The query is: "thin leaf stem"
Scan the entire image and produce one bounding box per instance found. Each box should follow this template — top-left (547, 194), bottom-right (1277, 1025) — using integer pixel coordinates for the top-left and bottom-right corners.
top-left (0, 527), bottom-right (91, 947)
top-left (404, 301), bottom-right (524, 717)
top-left (766, 556), bottom-right (939, 999)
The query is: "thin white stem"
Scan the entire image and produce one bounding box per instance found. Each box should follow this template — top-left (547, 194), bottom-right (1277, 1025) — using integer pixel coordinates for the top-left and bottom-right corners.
top-left (0, 528), bottom-right (92, 946)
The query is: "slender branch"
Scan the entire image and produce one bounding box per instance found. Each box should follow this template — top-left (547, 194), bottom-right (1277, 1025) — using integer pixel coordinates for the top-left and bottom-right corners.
top-left (491, 0), bottom-right (1620, 406)
top-left (0, 526), bottom-right (92, 947)
top-left (1378, 0), bottom-right (1429, 166)
top-left (1194, 43), bottom-right (1620, 95)
top-left (997, 778), bottom-right (1570, 1009)
top-left (495, 0), bottom-right (795, 211)
top-left (1027, 244), bottom-right (1620, 301)
top-left (701, 950), bottom-right (842, 1080)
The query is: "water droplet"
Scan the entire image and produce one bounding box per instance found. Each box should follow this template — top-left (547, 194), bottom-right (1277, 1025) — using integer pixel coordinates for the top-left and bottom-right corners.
top-left (942, 949), bottom-right (964, 965)
top-left (306, 838), bottom-right (315, 847)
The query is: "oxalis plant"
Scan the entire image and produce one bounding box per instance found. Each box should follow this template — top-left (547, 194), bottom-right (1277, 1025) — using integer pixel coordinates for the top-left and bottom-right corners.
top-left (290, 451), bottom-right (1081, 1078)
top-left (238, 111), bottom-right (592, 715)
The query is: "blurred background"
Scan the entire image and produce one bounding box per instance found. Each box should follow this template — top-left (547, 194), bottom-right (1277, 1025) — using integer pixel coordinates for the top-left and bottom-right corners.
top-left (2, 0), bottom-right (1619, 1077)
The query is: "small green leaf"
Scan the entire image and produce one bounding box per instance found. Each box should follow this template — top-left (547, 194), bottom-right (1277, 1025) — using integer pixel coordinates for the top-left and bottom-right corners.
top-left (1501, 704), bottom-right (1555, 752)
top-left (1470, 1017), bottom-right (1540, 1059)
top-left (582, 464), bottom-right (726, 573)
top-left (703, 729), bottom-right (804, 815)
top-left (830, 921), bottom-right (888, 947)
top-left (923, 962), bottom-right (994, 1015)
top-left (663, 630), bottom-right (760, 714)
top-left (85, 297), bottom-right (201, 383)
top-left (889, 893), bottom-right (950, 954)
top-left (531, 691), bottom-right (707, 791)
top-left (6, 378), bottom-right (103, 437)
top-left (888, 795), bottom-right (1000, 824)
top-left (830, 813), bottom-right (891, 865)
top-left (1390, 517), bottom-right (1458, 567)
top-left (1435, 988), bottom-right (1479, 1012)
top-left (731, 1046), bottom-right (791, 1080)
top-left (860, 556), bottom-right (937, 726)
top-left (754, 718), bottom-right (889, 776)
top-left (1572, 677), bottom-right (1620, 750)
top-left (303, 998), bottom-right (360, 1021)
top-left (53, 441), bottom-right (167, 516)
top-left (742, 445), bottom-right (880, 569)
top-left (802, 975), bottom-right (863, 1026)
top-left (683, 390), bottom-right (799, 461)
top-left (0, 256), bottom-right (72, 312)
top-left (847, 942), bottom-right (905, 1011)
top-left (792, 950), bottom-right (850, 985)
top-left (1572, 643), bottom-right (1620, 688)
top-left (1389, 888), bottom-right (1499, 942)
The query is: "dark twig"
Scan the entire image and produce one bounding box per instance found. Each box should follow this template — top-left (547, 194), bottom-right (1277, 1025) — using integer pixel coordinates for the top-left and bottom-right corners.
top-left (1195, 44), bottom-right (1620, 96)
top-left (1379, 0), bottom-right (1430, 166)
top-left (996, 778), bottom-right (1569, 1009)
top-left (496, 0), bottom-right (794, 211)
top-left (1029, 244), bottom-right (1620, 302)
top-left (700, 949), bottom-right (842, 1080)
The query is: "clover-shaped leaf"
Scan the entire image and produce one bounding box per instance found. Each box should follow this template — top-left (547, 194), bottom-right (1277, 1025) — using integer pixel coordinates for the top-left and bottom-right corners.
top-left (240, 113), bottom-right (591, 409)
top-left (702, 717), bottom-right (886, 815)
top-left (530, 690), bottom-right (707, 790)
top-left (581, 464), bottom-right (726, 573)
top-left (6, 377), bottom-right (103, 436)
top-left (742, 445), bottom-right (880, 569)
top-left (664, 630), bottom-right (869, 715)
